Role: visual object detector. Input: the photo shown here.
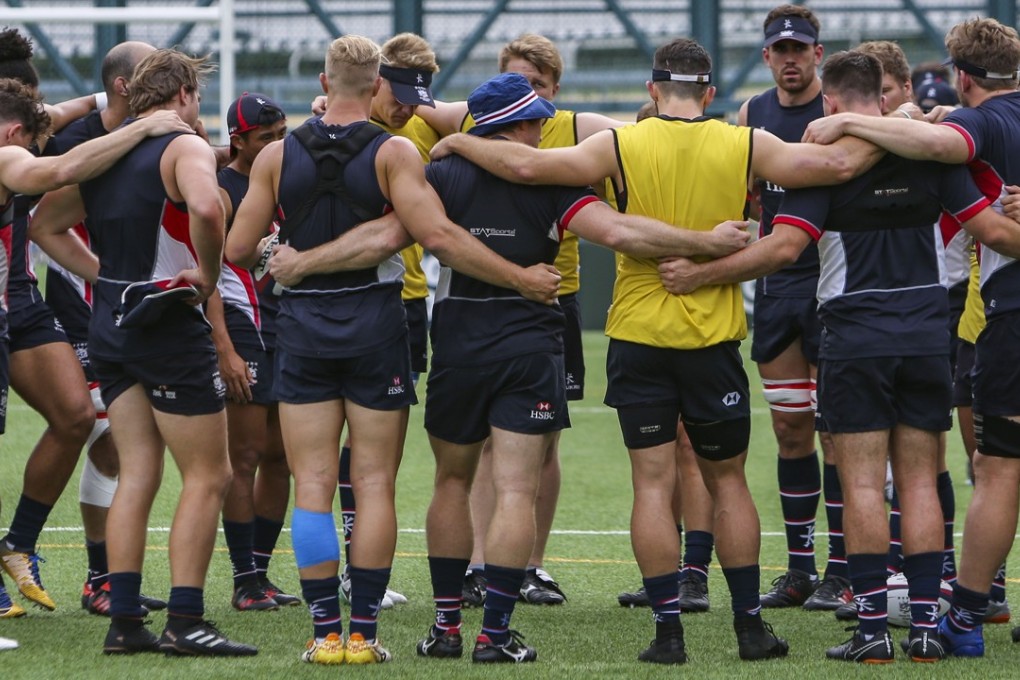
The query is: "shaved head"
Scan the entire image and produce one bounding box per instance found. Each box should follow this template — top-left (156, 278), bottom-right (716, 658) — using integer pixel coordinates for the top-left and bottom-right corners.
top-left (101, 41), bottom-right (156, 94)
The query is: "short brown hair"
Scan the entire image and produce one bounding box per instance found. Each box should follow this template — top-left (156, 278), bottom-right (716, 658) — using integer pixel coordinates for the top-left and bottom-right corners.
top-left (855, 41), bottom-right (910, 85)
top-left (0, 77), bottom-right (50, 144)
top-left (636, 100), bottom-right (658, 123)
top-left (128, 49), bottom-right (213, 114)
top-left (653, 38), bottom-right (711, 102)
top-left (325, 35), bottom-right (382, 97)
top-left (945, 17), bottom-right (1020, 91)
top-left (499, 34), bottom-right (563, 85)
top-left (764, 4), bottom-right (820, 38)
top-left (821, 51), bottom-right (882, 105)
top-left (382, 33), bottom-right (439, 73)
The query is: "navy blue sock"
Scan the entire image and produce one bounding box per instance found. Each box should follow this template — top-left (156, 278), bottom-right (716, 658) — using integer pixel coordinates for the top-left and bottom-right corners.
top-left (222, 519), bottom-right (257, 587)
top-left (86, 539), bottom-right (108, 589)
top-left (991, 561), bottom-right (1008, 604)
top-left (252, 515), bottom-right (284, 575)
top-left (3, 495), bottom-right (53, 552)
top-left (682, 530), bottom-right (713, 583)
top-left (644, 571), bottom-right (681, 626)
top-left (481, 564), bottom-right (525, 645)
top-left (937, 471), bottom-right (957, 583)
top-left (300, 576), bottom-right (342, 641)
top-left (887, 488), bottom-right (903, 575)
top-left (722, 564), bottom-right (762, 619)
top-left (108, 571), bottom-right (144, 618)
top-left (429, 556), bottom-right (468, 632)
top-left (823, 463), bottom-right (848, 579)
top-left (167, 586), bottom-right (204, 627)
top-left (848, 553), bottom-right (888, 637)
top-left (778, 453), bottom-right (821, 576)
top-left (946, 582), bottom-right (989, 634)
top-left (904, 551), bottom-right (942, 632)
top-left (338, 445), bottom-right (354, 564)
top-left (349, 566), bottom-right (390, 640)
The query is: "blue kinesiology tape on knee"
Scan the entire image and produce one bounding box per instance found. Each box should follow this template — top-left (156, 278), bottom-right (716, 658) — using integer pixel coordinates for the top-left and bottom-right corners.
top-left (291, 508), bottom-right (340, 569)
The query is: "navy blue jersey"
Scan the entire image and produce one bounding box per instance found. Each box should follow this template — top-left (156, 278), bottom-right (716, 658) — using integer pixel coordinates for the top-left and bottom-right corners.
top-left (217, 166), bottom-right (278, 351)
top-left (80, 125), bottom-right (213, 361)
top-left (275, 118), bottom-right (404, 358)
top-left (43, 110), bottom-right (109, 345)
top-left (6, 195), bottom-right (40, 312)
top-left (942, 91), bottom-right (1020, 320)
top-left (424, 151), bottom-right (599, 367)
top-left (746, 88), bottom-right (823, 298)
top-left (0, 197), bottom-right (13, 337)
top-left (775, 154), bottom-right (988, 361)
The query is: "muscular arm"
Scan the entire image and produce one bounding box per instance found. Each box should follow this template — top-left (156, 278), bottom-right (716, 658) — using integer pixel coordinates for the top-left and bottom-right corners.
top-left (802, 112), bottom-right (970, 163)
top-left (27, 185), bottom-right (100, 283)
top-left (658, 223), bottom-right (811, 295)
top-left (415, 100), bottom-right (470, 137)
top-left (752, 128), bottom-right (884, 189)
top-left (167, 135), bottom-right (225, 301)
top-left (430, 130), bottom-right (618, 187)
top-left (226, 142), bottom-right (281, 268)
top-left (962, 206), bottom-right (1020, 259)
top-left (575, 111), bottom-right (626, 141)
top-left (44, 93), bottom-right (98, 133)
top-left (0, 110), bottom-right (192, 196)
top-left (268, 213), bottom-right (412, 286)
top-left (567, 201), bottom-right (750, 258)
top-left (205, 290), bottom-right (253, 403)
top-left (380, 137), bottom-right (560, 303)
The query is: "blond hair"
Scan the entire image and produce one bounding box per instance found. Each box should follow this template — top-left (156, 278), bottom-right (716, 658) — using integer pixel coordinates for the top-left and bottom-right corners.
top-left (128, 49), bottom-right (214, 114)
top-left (946, 18), bottom-right (1020, 91)
top-left (382, 33), bottom-right (439, 73)
top-left (499, 34), bottom-right (563, 85)
top-left (855, 41), bottom-right (910, 85)
top-left (326, 35), bottom-right (382, 96)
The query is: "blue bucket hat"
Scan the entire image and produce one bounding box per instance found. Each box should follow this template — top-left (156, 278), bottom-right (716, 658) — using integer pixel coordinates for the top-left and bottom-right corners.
top-left (468, 73), bottom-right (556, 137)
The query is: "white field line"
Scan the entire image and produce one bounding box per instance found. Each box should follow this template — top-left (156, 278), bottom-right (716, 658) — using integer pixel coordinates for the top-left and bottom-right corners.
top-left (12, 526), bottom-right (979, 538)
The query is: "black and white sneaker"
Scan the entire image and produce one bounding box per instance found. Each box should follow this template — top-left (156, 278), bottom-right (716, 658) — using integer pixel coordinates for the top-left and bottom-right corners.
top-left (905, 629), bottom-right (948, 662)
top-left (159, 620), bottom-right (258, 657)
top-left (103, 619), bottom-right (160, 655)
top-left (462, 569), bottom-right (486, 608)
top-left (519, 568), bottom-right (566, 605)
top-left (617, 585), bottom-right (651, 608)
top-left (826, 628), bottom-right (894, 664)
top-left (416, 625), bottom-right (464, 658)
top-left (472, 630), bottom-right (537, 663)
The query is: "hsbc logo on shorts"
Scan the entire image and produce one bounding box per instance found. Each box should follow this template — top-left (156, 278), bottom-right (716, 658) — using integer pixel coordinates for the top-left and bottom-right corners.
top-left (722, 392), bottom-right (741, 407)
top-left (388, 376), bottom-right (405, 395)
top-left (531, 401), bottom-right (556, 420)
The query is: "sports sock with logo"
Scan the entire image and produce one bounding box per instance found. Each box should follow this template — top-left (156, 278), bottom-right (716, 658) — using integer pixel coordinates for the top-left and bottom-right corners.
top-left (222, 519), bottom-right (257, 588)
top-left (823, 463), bottom-right (848, 579)
top-left (778, 452), bottom-right (821, 576)
top-left (848, 553), bottom-right (888, 637)
top-left (338, 445), bottom-right (355, 564)
top-left (481, 564), bottom-right (526, 645)
top-left (348, 566), bottom-right (390, 640)
top-left (682, 530), bottom-right (713, 583)
top-left (904, 551), bottom-right (942, 632)
top-left (300, 576), bottom-right (342, 642)
top-left (722, 564), bottom-right (762, 619)
top-left (252, 515), bottom-right (284, 575)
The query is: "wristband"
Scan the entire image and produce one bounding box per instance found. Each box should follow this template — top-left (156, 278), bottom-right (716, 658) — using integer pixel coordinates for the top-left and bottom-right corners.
top-left (94, 91), bottom-right (108, 112)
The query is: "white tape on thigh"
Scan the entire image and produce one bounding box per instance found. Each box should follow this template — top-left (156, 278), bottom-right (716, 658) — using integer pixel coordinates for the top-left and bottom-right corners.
top-left (86, 384), bottom-right (110, 449)
top-left (762, 378), bottom-right (814, 413)
top-left (79, 456), bottom-right (118, 508)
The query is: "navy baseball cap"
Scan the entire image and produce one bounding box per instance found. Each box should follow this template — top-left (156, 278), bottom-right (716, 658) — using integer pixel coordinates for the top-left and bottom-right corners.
top-left (467, 73), bottom-right (556, 137)
top-left (916, 79), bottom-right (959, 113)
top-left (379, 64), bottom-right (436, 108)
top-left (764, 16), bottom-right (818, 47)
top-left (226, 92), bottom-right (285, 137)
top-left (117, 279), bottom-right (198, 328)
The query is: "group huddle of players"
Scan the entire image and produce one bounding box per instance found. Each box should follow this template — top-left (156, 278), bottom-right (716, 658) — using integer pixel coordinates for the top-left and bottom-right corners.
top-left (0, 1), bottom-right (1019, 668)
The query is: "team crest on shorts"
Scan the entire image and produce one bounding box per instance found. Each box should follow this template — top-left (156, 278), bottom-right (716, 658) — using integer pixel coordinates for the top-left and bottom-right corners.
top-left (388, 376), bottom-right (405, 396)
top-left (530, 401), bottom-right (556, 421)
